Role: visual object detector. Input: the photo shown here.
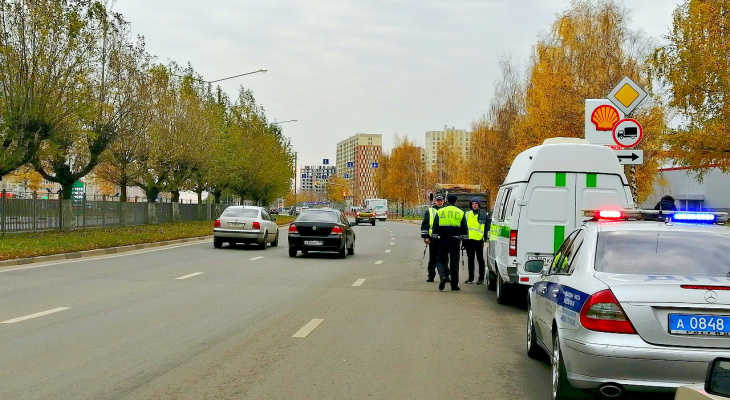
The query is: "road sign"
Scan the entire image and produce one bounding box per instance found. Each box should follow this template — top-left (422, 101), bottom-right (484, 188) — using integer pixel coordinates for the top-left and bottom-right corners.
top-left (346, 161), bottom-right (354, 168)
top-left (344, 174), bottom-right (349, 178)
top-left (301, 174), bottom-right (307, 179)
top-left (323, 159), bottom-right (329, 165)
top-left (372, 162), bottom-right (378, 168)
top-left (585, 99), bottom-right (624, 145)
top-left (612, 118), bottom-right (643, 148)
top-left (614, 149), bottom-right (644, 165)
top-left (607, 76), bottom-right (647, 115)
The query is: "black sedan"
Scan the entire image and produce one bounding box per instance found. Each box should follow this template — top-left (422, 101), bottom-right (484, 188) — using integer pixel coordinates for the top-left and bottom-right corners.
top-left (288, 208), bottom-right (355, 258)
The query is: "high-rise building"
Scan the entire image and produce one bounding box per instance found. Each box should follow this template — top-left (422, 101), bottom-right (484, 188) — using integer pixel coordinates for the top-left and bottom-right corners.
top-left (336, 133), bottom-right (382, 205)
top-left (300, 165), bottom-right (337, 193)
top-left (424, 126), bottom-right (471, 171)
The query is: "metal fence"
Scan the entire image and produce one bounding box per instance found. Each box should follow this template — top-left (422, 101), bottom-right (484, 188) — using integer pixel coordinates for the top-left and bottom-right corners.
top-left (0, 191), bottom-right (229, 233)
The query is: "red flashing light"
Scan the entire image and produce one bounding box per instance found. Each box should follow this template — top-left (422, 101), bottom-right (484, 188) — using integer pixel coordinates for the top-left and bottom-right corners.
top-left (214, 220), bottom-right (221, 228)
top-left (598, 210), bottom-right (623, 219)
top-left (331, 225), bottom-right (343, 235)
top-left (289, 224), bottom-right (298, 233)
top-left (579, 289), bottom-right (636, 334)
top-left (252, 221), bottom-right (261, 230)
top-left (509, 230), bottom-right (517, 257)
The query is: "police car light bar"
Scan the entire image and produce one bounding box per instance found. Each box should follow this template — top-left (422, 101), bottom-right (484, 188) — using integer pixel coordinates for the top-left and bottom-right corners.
top-left (583, 209), bottom-right (728, 223)
top-left (583, 209), bottom-right (642, 220)
top-left (672, 212), bottom-right (718, 223)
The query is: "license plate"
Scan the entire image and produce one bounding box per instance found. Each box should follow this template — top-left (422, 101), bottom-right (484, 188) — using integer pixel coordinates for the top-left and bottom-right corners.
top-left (527, 256), bottom-right (553, 265)
top-left (228, 222), bottom-right (245, 228)
top-left (304, 240), bottom-right (324, 246)
top-left (669, 314), bottom-right (730, 336)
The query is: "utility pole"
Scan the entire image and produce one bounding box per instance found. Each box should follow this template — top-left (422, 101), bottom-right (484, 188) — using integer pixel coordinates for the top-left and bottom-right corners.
top-left (293, 152), bottom-right (298, 208)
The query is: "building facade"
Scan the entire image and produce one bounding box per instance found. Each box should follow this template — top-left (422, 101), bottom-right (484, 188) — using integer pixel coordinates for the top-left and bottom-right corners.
top-left (641, 166), bottom-right (730, 213)
top-left (424, 126), bottom-right (472, 171)
top-left (336, 133), bottom-right (382, 205)
top-left (300, 165), bottom-right (337, 193)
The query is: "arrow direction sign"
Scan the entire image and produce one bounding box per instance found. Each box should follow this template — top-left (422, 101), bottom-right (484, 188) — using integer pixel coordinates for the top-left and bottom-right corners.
top-left (614, 149), bottom-right (644, 165)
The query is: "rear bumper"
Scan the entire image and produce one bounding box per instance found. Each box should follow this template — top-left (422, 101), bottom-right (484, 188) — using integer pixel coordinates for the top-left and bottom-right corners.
top-left (288, 234), bottom-right (344, 251)
top-left (214, 229), bottom-right (264, 242)
top-left (560, 331), bottom-right (730, 391)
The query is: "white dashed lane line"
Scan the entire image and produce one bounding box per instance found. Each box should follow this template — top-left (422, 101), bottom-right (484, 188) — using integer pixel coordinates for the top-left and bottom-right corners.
top-left (352, 279), bottom-right (366, 287)
top-left (292, 319), bottom-right (324, 338)
top-left (175, 272), bottom-right (204, 280)
top-left (385, 250), bottom-right (391, 253)
top-left (1, 307), bottom-right (70, 324)
top-left (249, 256), bottom-right (264, 261)
top-left (390, 243), bottom-right (394, 246)
top-left (375, 260), bottom-right (383, 265)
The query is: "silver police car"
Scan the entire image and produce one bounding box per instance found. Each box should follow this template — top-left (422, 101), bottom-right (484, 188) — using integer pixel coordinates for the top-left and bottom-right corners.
top-left (526, 210), bottom-right (730, 399)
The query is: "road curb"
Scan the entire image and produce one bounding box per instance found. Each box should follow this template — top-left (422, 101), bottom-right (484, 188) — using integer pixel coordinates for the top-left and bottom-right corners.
top-left (0, 235), bottom-right (212, 268)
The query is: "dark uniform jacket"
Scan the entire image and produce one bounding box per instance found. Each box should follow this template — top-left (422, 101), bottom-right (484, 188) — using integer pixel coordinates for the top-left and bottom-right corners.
top-left (420, 205), bottom-right (442, 239)
top-left (432, 205), bottom-right (468, 245)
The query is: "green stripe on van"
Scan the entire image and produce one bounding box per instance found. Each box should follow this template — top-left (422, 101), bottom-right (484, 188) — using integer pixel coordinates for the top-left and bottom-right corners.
top-left (586, 173), bottom-right (597, 188)
top-left (555, 172), bottom-right (566, 187)
top-left (489, 223), bottom-right (510, 239)
top-left (554, 225), bottom-right (566, 252)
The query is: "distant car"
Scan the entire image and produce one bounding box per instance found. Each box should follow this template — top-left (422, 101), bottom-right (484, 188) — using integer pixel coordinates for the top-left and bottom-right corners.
top-left (526, 209), bottom-right (730, 399)
top-left (269, 207), bottom-right (279, 215)
top-left (213, 206), bottom-right (279, 249)
top-left (288, 208), bottom-right (355, 258)
top-left (355, 208), bottom-right (376, 226)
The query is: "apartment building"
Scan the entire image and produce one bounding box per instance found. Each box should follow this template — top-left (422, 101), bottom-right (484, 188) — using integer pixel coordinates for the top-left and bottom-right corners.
top-left (300, 165), bottom-right (337, 193)
top-left (424, 126), bottom-right (472, 171)
top-left (336, 133), bottom-right (382, 205)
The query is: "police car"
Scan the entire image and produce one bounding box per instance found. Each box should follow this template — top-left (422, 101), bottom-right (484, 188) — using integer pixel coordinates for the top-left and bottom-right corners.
top-left (525, 209), bottom-right (730, 400)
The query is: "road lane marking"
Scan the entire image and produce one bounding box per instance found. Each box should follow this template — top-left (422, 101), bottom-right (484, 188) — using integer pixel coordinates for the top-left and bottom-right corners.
top-left (249, 256), bottom-right (264, 261)
top-left (390, 243), bottom-right (394, 245)
top-left (352, 279), bottom-right (366, 287)
top-left (375, 260), bottom-right (383, 265)
top-left (175, 272), bottom-right (204, 280)
top-left (386, 250), bottom-right (391, 253)
top-left (292, 319), bottom-right (324, 338)
top-left (1, 307), bottom-right (70, 324)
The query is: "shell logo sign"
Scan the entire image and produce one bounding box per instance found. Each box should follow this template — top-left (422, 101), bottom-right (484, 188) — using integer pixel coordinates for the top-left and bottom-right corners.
top-left (590, 104), bottom-right (620, 131)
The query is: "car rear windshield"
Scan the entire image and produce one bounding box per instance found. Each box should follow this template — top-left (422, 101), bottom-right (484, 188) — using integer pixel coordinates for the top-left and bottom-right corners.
top-left (296, 211), bottom-right (340, 223)
top-left (595, 231), bottom-right (730, 276)
top-left (221, 208), bottom-right (259, 218)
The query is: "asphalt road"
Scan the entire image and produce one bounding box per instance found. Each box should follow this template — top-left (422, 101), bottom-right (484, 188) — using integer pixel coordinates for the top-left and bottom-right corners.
top-left (0, 220), bottom-right (672, 399)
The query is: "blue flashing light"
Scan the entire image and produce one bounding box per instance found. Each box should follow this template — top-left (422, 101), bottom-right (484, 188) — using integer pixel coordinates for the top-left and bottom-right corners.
top-left (672, 213), bottom-right (716, 222)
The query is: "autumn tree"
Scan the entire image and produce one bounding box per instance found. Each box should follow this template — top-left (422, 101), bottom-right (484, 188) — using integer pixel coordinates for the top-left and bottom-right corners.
top-left (325, 173), bottom-right (349, 204)
top-left (3, 164), bottom-right (43, 193)
top-left (381, 136), bottom-right (425, 206)
top-left (434, 133), bottom-right (471, 184)
top-left (648, 0), bottom-right (730, 177)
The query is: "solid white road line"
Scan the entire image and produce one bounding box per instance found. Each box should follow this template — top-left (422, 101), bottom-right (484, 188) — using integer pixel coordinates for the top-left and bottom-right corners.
top-left (249, 256), bottom-right (264, 261)
top-left (175, 272), bottom-right (204, 280)
top-left (386, 250), bottom-right (391, 253)
top-left (352, 279), bottom-right (366, 287)
top-left (1, 307), bottom-right (70, 324)
top-left (292, 319), bottom-right (325, 338)
top-left (375, 260), bottom-right (383, 265)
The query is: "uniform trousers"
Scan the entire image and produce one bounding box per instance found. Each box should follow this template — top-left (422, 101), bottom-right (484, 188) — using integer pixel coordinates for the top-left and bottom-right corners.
top-left (427, 237), bottom-right (439, 279)
top-left (464, 239), bottom-right (486, 281)
top-left (436, 238), bottom-right (460, 289)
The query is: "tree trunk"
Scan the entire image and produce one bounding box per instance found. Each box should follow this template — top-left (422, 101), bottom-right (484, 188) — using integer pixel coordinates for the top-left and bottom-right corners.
top-left (172, 202), bottom-right (181, 222)
top-left (147, 203), bottom-right (158, 225)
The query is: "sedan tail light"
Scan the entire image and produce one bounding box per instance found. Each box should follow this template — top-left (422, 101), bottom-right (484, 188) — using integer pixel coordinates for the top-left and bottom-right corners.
top-left (252, 221), bottom-right (261, 230)
top-left (214, 220), bottom-right (221, 228)
top-left (509, 230), bottom-right (517, 257)
top-left (289, 224), bottom-right (298, 233)
top-left (579, 289), bottom-right (636, 334)
top-left (331, 225), bottom-right (343, 235)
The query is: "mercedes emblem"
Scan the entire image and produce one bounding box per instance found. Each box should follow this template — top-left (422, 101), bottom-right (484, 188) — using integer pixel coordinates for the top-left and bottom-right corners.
top-left (705, 290), bottom-right (718, 303)
top-left (312, 226), bottom-right (317, 231)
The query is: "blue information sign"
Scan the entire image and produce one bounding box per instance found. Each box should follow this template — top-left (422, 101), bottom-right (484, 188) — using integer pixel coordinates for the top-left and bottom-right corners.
top-left (344, 174), bottom-right (349, 178)
top-left (301, 174), bottom-right (307, 179)
top-left (323, 159), bottom-right (329, 165)
top-left (347, 161), bottom-right (354, 168)
top-left (372, 162), bottom-right (378, 168)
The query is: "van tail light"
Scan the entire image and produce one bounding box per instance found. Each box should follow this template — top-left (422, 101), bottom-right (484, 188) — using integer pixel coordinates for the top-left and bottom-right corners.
top-left (252, 221), bottom-right (261, 230)
top-left (214, 220), bottom-right (221, 228)
top-left (509, 230), bottom-right (517, 256)
top-left (289, 224), bottom-right (298, 233)
top-left (579, 289), bottom-right (636, 334)
top-left (331, 225), bottom-right (343, 235)
top-left (385, 211), bottom-right (388, 215)
top-left (356, 212), bottom-right (360, 216)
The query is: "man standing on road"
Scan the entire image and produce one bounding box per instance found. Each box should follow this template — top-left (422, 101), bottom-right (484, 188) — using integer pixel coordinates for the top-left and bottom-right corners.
top-left (432, 194), bottom-right (467, 291)
top-left (463, 198), bottom-right (489, 285)
top-left (420, 195), bottom-right (445, 282)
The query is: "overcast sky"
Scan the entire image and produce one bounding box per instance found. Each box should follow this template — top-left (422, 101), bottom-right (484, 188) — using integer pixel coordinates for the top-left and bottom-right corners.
top-left (113, 0), bottom-right (681, 167)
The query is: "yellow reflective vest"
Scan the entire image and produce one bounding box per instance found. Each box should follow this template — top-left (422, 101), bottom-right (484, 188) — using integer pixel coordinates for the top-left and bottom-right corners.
top-left (436, 205), bottom-right (465, 227)
top-left (428, 208), bottom-right (437, 236)
top-left (466, 210), bottom-right (485, 241)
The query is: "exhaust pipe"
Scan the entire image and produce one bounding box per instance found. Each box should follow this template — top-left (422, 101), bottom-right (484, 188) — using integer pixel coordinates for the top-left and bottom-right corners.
top-left (598, 383), bottom-right (623, 398)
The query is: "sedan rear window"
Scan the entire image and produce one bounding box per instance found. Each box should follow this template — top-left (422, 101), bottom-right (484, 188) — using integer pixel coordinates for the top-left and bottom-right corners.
top-left (296, 211), bottom-right (340, 223)
top-left (595, 231), bottom-right (730, 276)
top-left (221, 208), bottom-right (259, 218)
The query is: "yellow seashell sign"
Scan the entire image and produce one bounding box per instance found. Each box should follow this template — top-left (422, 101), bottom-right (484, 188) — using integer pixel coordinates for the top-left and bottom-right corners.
top-left (590, 104), bottom-right (619, 131)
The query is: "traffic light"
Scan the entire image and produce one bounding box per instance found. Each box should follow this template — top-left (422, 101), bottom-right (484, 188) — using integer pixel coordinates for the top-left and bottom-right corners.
top-left (314, 180), bottom-right (319, 186)
top-left (342, 191), bottom-right (347, 196)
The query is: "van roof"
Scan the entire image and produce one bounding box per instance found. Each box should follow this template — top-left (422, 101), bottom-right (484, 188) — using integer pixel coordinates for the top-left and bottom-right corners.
top-left (503, 142), bottom-right (627, 185)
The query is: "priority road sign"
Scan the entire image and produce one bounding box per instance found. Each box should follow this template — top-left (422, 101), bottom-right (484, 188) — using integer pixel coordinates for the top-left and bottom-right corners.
top-left (612, 118), bottom-right (643, 148)
top-left (614, 149), bottom-right (644, 165)
top-left (607, 76), bottom-right (647, 115)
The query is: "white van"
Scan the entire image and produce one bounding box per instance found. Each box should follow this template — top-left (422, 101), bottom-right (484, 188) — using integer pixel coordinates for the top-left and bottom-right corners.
top-left (486, 138), bottom-right (634, 304)
top-left (364, 198), bottom-right (388, 221)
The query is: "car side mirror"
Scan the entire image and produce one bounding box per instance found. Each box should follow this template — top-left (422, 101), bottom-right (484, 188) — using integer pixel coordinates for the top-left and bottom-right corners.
top-left (706, 358), bottom-right (730, 397)
top-left (524, 260), bottom-right (544, 273)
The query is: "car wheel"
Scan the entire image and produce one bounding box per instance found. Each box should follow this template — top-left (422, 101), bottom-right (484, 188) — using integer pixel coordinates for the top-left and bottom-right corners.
top-left (496, 272), bottom-right (509, 305)
top-left (552, 331), bottom-right (583, 400)
top-left (347, 241), bottom-right (355, 255)
top-left (338, 240), bottom-right (347, 258)
top-left (487, 265), bottom-right (497, 291)
top-left (527, 301), bottom-right (544, 360)
top-left (258, 232), bottom-right (267, 250)
top-left (371, 220), bottom-right (375, 226)
top-left (272, 230), bottom-right (279, 247)
top-left (288, 247), bottom-right (297, 257)
top-left (213, 237), bottom-right (222, 248)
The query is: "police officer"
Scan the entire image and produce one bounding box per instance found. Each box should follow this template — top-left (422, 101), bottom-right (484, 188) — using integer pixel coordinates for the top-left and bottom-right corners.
top-left (420, 194), bottom-right (445, 282)
top-left (464, 197), bottom-right (488, 285)
top-left (432, 194), bottom-right (468, 291)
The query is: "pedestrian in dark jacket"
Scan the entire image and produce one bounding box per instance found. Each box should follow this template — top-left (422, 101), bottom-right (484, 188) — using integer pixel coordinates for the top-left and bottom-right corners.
top-left (420, 195), bottom-right (445, 282)
top-left (654, 195), bottom-right (677, 212)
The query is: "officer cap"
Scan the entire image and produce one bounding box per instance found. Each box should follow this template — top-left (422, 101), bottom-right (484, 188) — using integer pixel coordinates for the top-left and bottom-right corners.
top-left (434, 195), bottom-right (444, 200)
top-left (446, 194), bottom-right (457, 204)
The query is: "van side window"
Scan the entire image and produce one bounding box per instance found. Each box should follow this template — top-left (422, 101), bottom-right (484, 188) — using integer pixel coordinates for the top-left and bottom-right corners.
top-left (498, 188), bottom-right (512, 221)
top-left (549, 229), bottom-right (581, 275)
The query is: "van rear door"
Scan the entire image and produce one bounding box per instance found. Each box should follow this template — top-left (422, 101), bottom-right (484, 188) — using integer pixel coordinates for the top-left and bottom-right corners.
top-left (518, 172), bottom-right (576, 271)
top-left (574, 173), bottom-right (632, 224)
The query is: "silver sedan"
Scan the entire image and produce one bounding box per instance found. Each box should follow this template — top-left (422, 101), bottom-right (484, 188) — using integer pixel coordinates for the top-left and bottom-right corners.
top-left (526, 210), bottom-right (730, 400)
top-left (213, 206), bottom-right (279, 249)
